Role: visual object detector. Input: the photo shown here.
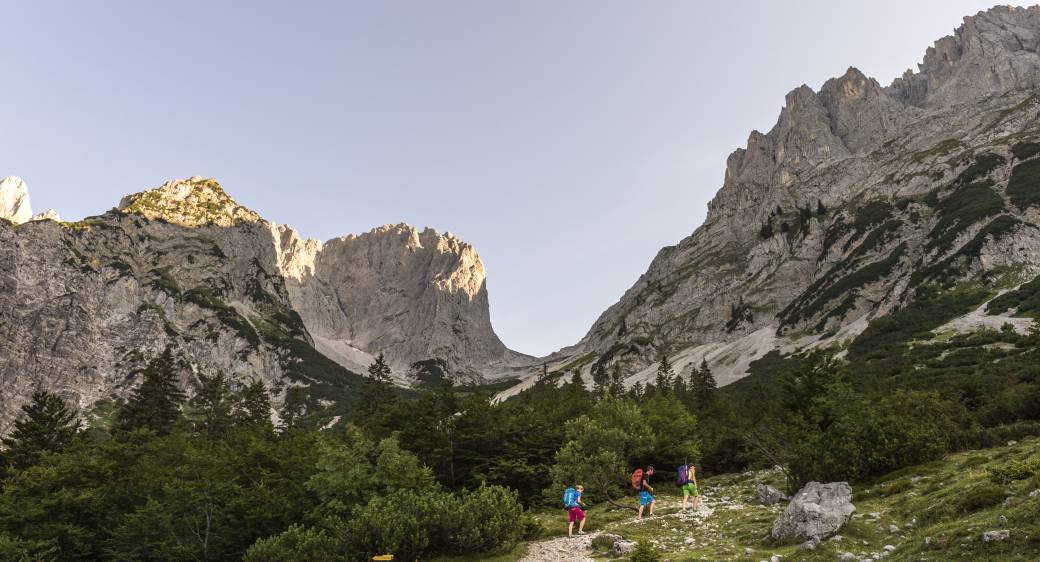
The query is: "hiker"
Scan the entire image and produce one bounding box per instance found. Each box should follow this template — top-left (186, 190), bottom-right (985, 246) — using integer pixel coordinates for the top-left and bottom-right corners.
top-left (564, 484), bottom-right (587, 537)
top-left (680, 463), bottom-right (700, 511)
top-left (637, 465), bottom-right (655, 519)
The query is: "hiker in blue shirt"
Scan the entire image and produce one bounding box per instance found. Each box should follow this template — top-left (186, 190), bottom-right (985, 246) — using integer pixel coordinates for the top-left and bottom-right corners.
top-left (637, 465), bottom-right (655, 520)
top-left (565, 485), bottom-right (587, 537)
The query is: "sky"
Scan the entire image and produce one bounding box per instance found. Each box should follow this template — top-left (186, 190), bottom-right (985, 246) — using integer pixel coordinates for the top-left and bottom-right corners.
top-left (1, 0), bottom-right (1014, 356)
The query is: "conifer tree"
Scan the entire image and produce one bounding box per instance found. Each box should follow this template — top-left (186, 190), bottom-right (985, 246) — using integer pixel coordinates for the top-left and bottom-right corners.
top-left (654, 353), bottom-right (675, 392)
top-left (278, 388), bottom-right (306, 432)
top-left (192, 371), bottom-right (233, 438)
top-left (608, 363), bottom-right (626, 397)
top-left (236, 379), bottom-right (274, 433)
top-left (690, 359), bottom-right (718, 407)
top-left (115, 347), bottom-right (186, 435)
top-left (1, 391), bottom-right (80, 469)
top-left (358, 353), bottom-right (394, 418)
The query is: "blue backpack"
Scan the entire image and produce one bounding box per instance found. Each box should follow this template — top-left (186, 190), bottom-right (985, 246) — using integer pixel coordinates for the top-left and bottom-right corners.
top-left (677, 464), bottom-right (689, 485)
top-left (563, 487), bottom-right (578, 508)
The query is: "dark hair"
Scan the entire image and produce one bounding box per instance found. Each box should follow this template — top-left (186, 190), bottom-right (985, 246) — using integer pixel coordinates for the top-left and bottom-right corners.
top-left (647, 465), bottom-right (654, 471)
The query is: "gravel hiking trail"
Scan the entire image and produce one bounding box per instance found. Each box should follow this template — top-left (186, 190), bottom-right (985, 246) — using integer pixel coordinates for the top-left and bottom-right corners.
top-left (519, 496), bottom-right (718, 561)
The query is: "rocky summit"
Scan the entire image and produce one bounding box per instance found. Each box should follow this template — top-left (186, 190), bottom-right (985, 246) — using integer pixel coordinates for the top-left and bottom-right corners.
top-left (0, 176), bottom-right (524, 432)
top-left (517, 5), bottom-right (1040, 393)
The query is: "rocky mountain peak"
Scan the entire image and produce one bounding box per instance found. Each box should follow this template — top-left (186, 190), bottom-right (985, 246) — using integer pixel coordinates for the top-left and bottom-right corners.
top-left (0, 176), bottom-right (33, 224)
top-left (117, 176), bottom-right (262, 227)
top-left (887, 5), bottom-right (1040, 107)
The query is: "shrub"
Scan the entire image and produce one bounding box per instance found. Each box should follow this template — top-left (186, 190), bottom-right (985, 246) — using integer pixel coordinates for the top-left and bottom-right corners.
top-left (629, 540), bottom-right (662, 562)
top-left (954, 153), bottom-right (1005, 185)
top-left (956, 482), bottom-right (1006, 513)
top-left (989, 458), bottom-right (1040, 484)
top-left (244, 524), bottom-right (342, 562)
top-left (450, 485), bottom-right (524, 554)
top-left (1008, 159), bottom-right (1040, 209)
top-left (344, 490), bottom-right (446, 561)
top-left (883, 479), bottom-right (914, 496)
top-left (590, 535), bottom-right (615, 551)
top-left (1012, 141), bottom-right (1040, 161)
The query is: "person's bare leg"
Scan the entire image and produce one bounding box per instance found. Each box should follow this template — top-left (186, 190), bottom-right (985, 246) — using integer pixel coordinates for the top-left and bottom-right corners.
top-left (568, 519), bottom-right (574, 537)
top-left (579, 516), bottom-right (586, 533)
top-left (649, 500), bottom-right (655, 516)
top-left (637, 504), bottom-right (644, 519)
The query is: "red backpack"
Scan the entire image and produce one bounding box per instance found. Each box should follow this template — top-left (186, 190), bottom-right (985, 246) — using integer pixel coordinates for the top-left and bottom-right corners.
top-left (631, 468), bottom-right (643, 490)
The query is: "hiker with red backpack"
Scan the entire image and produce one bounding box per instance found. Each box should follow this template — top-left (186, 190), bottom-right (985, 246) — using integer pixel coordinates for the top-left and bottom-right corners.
top-left (632, 465), bottom-right (655, 519)
top-left (563, 484), bottom-right (587, 537)
top-left (678, 463), bottom-right (700, 511)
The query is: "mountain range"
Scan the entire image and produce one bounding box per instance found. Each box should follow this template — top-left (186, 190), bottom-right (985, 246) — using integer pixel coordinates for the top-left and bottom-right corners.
top-left (4, 4), bottom-right (1040, 430)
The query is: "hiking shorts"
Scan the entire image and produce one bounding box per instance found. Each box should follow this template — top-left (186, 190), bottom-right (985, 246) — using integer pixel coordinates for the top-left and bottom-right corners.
top-left (682, 483), bottom-right (699, 497)
top-left (639, 491), bottom-right (654, 506)
top-left (568, 506), bottom-right (585, 522)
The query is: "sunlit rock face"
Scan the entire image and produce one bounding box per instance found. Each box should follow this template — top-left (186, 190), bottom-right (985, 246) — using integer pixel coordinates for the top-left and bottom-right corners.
top-left (0, 176), bottom-right (524, 432)
top-left (0, 176), bottom-right (33, 224)
top-left (545, 5), bottom-right (1040, 389)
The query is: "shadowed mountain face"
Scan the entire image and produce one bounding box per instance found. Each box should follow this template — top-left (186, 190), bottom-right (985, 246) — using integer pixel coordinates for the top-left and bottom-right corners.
top-left (0, 176), bottom-right (525, 432)
top-left (521, 5), bottom-right (1040, 392)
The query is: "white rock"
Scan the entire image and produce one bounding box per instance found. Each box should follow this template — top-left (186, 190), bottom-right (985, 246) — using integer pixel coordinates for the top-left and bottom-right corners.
top-left (30, 209), bottom-right (61, 222)
top-left (771, 482), bottom-right (855, 543)
top-left (0, 176), bottom-right (32, 224)
top-left (883, 545), bottom-right (895, 552)
top-left (982, 530), bottom-right (1010, 542)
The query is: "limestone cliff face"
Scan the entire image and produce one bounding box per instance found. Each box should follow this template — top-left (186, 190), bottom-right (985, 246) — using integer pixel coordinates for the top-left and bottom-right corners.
top-left (544, 5), bottom-right (1040, 389)
top-left (0, 177), bottom-right (520, 431)
top-left (274, 222), bottom-right (527, 382)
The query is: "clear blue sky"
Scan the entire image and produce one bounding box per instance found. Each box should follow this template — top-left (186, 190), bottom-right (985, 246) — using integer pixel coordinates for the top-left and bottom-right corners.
top-left (2, 0), bottom-right (1009, 356)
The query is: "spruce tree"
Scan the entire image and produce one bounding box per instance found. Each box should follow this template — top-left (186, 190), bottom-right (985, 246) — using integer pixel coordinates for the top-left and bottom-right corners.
top-left (192, 371), bottom-right (233, 437)
top-left (655, 353), bottom-right (675, 392)
top-left (690, 359), bottom-right (718, 407)
top-left (236, 379), bottom-right (274, 433)
top-left (608, 363), bottom-right (626, 397)
top-left (358, 353), bottom-right (394, 418)
top-left (1, 391), bottom-right (81, 469)
top-left (114, 347), bottom-right (186, 435)
top-left (278, 387), bottom-right (306, 432)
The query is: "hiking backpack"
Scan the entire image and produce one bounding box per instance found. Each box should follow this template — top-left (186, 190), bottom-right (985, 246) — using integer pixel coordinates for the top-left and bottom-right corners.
top-left (563, 487), bottom-right (578, 508)
top-left (677, 464), bottom-right (689, 485)
top-left (631, 468), bottom-right (643, 490)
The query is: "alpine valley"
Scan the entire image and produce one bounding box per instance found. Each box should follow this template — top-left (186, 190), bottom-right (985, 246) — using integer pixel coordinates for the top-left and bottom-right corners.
top-left (6, 5), bottom-right (1040, 429)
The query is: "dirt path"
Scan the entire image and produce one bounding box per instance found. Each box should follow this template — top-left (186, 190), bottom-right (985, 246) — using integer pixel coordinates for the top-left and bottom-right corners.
top-left (519, 497), bottom-right (719, 561)
top-left (518, 531), bottom-right (601, 562)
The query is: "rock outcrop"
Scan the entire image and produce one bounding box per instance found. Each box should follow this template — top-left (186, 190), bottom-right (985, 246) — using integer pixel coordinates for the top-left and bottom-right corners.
top-left (757, 484), bottom-right (789, 506)
top-left (520, 5), bottom-right (1040, 393)
top-left (275, 223), bottom-right (527, 382)
top-left (0, 176), bottom-right (33, 224)
top-left (771, 482), bottom-right (855, 543)
top-left (0, 176), bottom-right (522, 432)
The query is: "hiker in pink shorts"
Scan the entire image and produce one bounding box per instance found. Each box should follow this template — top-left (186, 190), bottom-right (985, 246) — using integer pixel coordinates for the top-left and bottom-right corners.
top-left (567, 485), bottom-right (587, 537)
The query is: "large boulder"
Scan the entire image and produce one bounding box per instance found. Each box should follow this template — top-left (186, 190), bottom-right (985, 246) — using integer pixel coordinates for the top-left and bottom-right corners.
top-left (771, 481), bottom-right (855, 543)
top-left (757, 484), bottom-right (789, 505)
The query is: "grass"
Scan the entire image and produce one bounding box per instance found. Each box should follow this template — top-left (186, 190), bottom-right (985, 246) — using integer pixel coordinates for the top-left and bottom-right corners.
top-left (511, 438), bottom-right (1040, 560)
